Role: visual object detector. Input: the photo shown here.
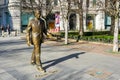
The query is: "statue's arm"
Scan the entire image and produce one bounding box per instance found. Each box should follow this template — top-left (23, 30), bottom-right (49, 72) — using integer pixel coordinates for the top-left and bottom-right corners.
top-left (40, 17), bottom-right (47, 36)
top-left (26, 21), bottom-right (32, 46)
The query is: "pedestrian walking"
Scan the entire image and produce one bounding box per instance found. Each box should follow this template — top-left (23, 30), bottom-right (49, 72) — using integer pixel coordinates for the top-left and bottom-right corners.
top-left (1, 25), bottom-right (4, 37)
top-left (6, 24), bottom-right (11, 36)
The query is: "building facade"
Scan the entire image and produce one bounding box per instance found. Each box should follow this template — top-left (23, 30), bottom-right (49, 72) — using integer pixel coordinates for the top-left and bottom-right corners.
top-left (0, 0), bottom-right (113, 32)
top-left (48, 0), bottom-right (111, 31)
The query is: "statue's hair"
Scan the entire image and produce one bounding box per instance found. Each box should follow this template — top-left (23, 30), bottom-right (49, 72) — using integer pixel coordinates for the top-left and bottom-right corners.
top-left (34, 8), bottom-right (41, 13)
top-left (34, 9), bottom-right (41, 16)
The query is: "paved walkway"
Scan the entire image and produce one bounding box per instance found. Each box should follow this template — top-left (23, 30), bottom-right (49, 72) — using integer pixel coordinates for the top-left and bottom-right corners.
top-left (0, 36), bottom-right (120, 80)
top-left (46, 38), bottom-right (120, 57)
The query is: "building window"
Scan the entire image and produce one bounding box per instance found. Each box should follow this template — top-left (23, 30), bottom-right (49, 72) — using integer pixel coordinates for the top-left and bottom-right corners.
top-left (86, 0), bottom-right (89, 8)
top-left (93, 0), bottom-right (96, 7)
top-left (46, 0), bottom-right (50, 5)
top-left (54, 0), bottom-right (58, 5)
top-left (3, 0), bottom-right (9, 5)
top-left (89, 0), bottom-right (96, 7)
top-left (73, 0), bottom-right (77, 6)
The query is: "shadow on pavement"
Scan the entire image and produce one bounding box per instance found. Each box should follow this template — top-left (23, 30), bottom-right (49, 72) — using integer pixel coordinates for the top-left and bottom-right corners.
top-left (43, 52), bottom-right (85, 70)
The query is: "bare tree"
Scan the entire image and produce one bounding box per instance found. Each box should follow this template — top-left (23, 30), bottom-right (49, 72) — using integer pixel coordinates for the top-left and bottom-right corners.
top-left (86, 0), bottom-right (120, 52)
top-left (105, 0), bottom-right (116, 35)
top-left (20, 0), bottom-right (55, 32)
top-left (58, 0), bottom-right (71, 44)
top-left (73, 0), bottom-right (84, 42)
top-left (104, 0), bottom-right (119, 52)
top-left (20, 0), bottom-right (54, 17)
top-left (112, 1), bottom-right (119, 52)
top-left (59, 0), bottom-right (84, 43)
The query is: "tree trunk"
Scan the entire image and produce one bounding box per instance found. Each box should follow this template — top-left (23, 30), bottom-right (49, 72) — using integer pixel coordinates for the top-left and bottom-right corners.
top-left (110, 16), bottom-right (115, 35)
top-left (65, 18), bottom-right (68, 44)
top-left (79, 13), bottom-right (84, 36)
top-left (113, 17), bottom-right (119, 52)
top-left (76, 0), bottom-right (84, 42)
top-left (113, 1), bottom-right (119, 52)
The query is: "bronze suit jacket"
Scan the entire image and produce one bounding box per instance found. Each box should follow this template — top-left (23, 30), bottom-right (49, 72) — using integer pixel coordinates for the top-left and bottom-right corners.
top-left (26, 18), bottom-right (47, 45)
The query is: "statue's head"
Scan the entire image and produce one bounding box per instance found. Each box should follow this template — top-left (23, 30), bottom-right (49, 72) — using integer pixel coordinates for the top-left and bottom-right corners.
top-left (34, 9), bottom-right (41, 19)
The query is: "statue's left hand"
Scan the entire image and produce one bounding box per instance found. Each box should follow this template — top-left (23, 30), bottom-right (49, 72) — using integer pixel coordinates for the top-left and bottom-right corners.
top-left (27, 41), bottom-right (31, 46)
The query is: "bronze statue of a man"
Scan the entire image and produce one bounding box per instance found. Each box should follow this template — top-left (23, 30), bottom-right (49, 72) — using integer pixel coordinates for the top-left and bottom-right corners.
top-left (26, 9), bottom-right (47, 72)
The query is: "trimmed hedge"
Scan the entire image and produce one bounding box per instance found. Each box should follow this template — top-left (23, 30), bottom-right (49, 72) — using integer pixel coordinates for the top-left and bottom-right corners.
top-left (81, 35), bottom-right (114, 43)
top-left (60, 31), bottom-right (120, 44)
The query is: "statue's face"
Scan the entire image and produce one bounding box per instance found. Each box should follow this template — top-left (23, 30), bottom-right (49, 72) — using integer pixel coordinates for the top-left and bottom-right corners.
top-left (35, 10), bottom-right (41, 19)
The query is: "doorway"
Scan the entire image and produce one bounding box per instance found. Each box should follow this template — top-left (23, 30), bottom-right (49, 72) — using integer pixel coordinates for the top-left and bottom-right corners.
top-left (69, 13), bottom-right (76, 30)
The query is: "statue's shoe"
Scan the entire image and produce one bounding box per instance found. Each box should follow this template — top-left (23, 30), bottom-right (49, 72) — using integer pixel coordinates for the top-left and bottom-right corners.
top-left (36, 66), bottom-right (45, 73)
top-left (31, 61), bottom-right (36, 65)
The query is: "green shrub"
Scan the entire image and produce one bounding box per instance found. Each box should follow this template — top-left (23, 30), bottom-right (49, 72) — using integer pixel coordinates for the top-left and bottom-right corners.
top-left (60, 31), bottom-right (120, 44)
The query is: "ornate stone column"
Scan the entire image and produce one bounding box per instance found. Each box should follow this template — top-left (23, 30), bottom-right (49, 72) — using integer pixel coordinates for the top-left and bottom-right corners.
top-left (8, 0), bottom-right (21, 32)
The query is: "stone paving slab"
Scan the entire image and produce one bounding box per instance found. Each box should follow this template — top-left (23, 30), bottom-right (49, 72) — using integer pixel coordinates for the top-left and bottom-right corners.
top-left (0, 36), bottom-right (120, 80)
